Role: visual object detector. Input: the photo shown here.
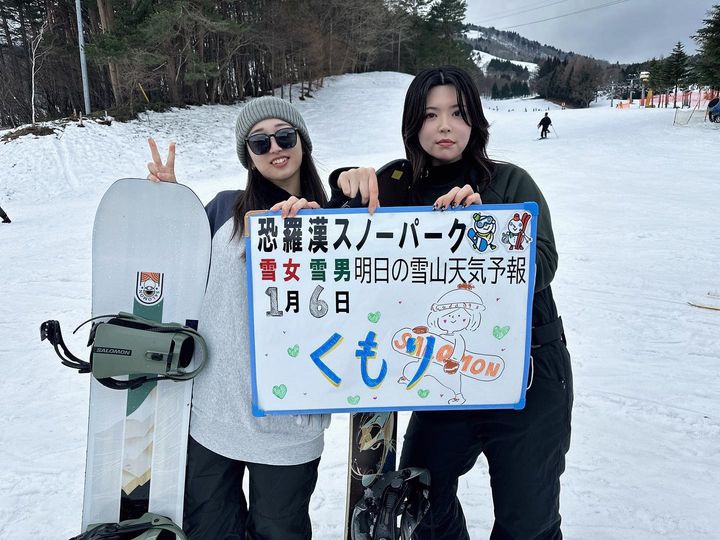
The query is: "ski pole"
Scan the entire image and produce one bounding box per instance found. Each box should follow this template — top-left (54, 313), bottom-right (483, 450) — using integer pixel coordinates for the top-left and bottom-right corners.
top-left (551, 125), bottom-right (559, 138)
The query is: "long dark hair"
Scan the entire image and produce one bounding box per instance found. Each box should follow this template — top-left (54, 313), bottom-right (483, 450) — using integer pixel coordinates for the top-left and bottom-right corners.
top-left (231, 144), bottom-right (328, 239)
top-left (402, 65), bottom-right (495, 191)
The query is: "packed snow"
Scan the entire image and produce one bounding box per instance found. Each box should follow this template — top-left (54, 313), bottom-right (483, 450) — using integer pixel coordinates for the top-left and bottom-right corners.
top-left (467, 29), bottom-right (486, 41)
top-left (1, 72), bottom-right (718, 539)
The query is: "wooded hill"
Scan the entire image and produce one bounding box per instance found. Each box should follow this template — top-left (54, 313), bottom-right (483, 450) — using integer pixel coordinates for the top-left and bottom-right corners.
top-left (465, 24), bottom-right (568, 63)
top-left (0, 0), bottom-right (475, 127)
top-left (467, 11), bottom-right (720, 108)
top-left (2, 1), bottom-right (718, 126)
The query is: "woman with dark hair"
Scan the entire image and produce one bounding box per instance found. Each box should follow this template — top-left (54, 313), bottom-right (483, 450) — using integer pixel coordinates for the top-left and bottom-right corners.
top-left (401, 65), bottom-right (495, 190)
top-left (146, 96), bottom-right (330, 540)
top-left (330, 65), bottom-right (573, 540)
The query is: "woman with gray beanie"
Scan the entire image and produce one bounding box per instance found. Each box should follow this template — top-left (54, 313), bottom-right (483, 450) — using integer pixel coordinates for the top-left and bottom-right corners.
top-left (146, 96), bottom-right (329, 539)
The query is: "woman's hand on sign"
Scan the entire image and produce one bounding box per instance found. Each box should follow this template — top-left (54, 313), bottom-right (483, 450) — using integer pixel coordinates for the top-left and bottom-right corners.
top-left (270, 197), bottom-right (321, 218)
top-left (146, 137), bottom-right (177, 183)
top-left (433, 185), bottom-right (481, 210)
top-left (337, 167), bottom-right (380, 214)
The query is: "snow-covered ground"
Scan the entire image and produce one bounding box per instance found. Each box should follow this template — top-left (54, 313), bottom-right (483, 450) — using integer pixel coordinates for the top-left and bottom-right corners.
top-left (472, 49), bottom-right (539, 74)
top-left (1, 72), bottom-right (718, 539)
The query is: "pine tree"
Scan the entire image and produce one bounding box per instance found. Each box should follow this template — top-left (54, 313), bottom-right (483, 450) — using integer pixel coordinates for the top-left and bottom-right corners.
top-left (666, 41), bottom-right (690, 108)
top-left (648, 57), bottom-right (672, 107)
top-left (415, 0), bottom-right (473, 69)
top-left (693, 4), bottom-right (720, 90)
top-left (500, 82), bottom-right (510, 99)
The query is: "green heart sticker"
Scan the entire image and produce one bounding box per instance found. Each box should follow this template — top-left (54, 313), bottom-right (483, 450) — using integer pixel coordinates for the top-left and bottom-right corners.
top-left (493, 325), bottom-right (510, 340)
top-left (347, 395), bottom-right (361, 405)
top-left (287, 344), bottom-right (299, 357)
top-left (367, 311), bottom-right (381, 323)
top-left (417, 389), bottom-right (430, 399)
top-left (272, 384), bottom-right (287, 399)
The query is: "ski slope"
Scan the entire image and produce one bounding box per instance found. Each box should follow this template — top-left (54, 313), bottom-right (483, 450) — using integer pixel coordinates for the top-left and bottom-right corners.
top-left (472, 49), bottom-right (539, 74)
top-left (1, 72), bottom-right (718, 539)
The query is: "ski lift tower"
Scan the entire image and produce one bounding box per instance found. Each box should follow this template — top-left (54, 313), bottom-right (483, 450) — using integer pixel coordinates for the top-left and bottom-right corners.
top-left (639, 71), bottom-right (650, 108)
top-left (626, 73), bottom-right (637, 104)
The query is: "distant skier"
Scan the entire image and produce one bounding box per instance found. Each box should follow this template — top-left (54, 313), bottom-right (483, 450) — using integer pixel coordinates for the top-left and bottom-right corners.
top-left (537, 112), bottom-right (552, 139)
top-left (0, 205), bottom-right (10, 223)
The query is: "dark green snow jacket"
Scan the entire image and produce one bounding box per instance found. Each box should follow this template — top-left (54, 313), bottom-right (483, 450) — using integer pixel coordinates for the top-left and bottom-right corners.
top-left (328, 158), bottom-right (563, 331)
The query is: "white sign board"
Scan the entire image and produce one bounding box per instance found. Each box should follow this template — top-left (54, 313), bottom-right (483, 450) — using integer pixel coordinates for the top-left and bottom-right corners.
top-left (246, 204), bottom-right (537, 415)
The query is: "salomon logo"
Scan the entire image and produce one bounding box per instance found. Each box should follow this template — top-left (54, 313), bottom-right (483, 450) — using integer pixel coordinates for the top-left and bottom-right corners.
top-left (94, 347), bottom-right (132, 356)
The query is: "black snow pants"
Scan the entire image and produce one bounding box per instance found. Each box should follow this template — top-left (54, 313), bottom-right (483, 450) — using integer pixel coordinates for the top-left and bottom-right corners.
top-left (183, 437), bottom-right (320, 540)
top-left (399, 322), bottom-right (572, 540)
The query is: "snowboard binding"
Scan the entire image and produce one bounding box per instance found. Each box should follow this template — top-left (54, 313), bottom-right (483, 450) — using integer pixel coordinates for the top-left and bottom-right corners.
top-left (70, 512), bottom-right (186, 539)
top-left (351, 467), bottom-right (431, 540)
top-left (40, 312), bottom-right (208, 390)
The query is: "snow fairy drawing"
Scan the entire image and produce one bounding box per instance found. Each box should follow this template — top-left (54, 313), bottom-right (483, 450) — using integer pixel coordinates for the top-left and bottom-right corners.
top-left (398, 283), bottom-right (486, 404)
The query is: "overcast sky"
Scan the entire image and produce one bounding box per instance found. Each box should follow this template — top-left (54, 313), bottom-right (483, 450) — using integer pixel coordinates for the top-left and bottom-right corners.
top-left (465, 0), bottom-right (717, 64)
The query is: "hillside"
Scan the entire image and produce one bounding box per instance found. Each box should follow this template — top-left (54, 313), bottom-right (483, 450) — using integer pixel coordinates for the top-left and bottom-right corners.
top-left (472, 50), bottom-right (539, 74)
top-left (466, 25), bottom-right (572, 63)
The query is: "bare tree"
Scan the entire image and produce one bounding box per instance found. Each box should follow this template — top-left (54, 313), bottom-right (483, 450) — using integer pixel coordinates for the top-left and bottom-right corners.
top-left (2, 0), bottom-right (442, 125)
top-left (30, 17), bottom-right (49, 125)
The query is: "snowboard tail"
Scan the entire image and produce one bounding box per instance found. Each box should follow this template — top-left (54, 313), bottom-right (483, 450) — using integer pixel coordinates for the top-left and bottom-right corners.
top-left (345, 411), bottom-right (398, 540)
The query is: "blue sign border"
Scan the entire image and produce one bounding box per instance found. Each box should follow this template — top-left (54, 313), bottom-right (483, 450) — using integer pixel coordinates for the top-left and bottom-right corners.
top-left (246, 203), bottom-right (538, 416)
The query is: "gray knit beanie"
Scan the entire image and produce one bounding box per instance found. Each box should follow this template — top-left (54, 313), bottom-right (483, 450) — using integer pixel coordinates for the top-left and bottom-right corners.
top-left (235, 96), bottom-right (312, 169)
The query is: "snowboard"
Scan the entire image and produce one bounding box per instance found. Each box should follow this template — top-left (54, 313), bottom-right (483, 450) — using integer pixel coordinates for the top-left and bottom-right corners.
top-left (82, 178), bottom-right (210, 531)
top-left (688, 291), bottom-right (720, 311)
top-left (344, 159), bottom-right (410, 539)
top-left (344, 412), bottom-right (398, 540)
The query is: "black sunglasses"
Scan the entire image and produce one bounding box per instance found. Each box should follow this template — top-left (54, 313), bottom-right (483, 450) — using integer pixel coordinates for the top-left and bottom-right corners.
top-left (246, 127), bottom-right (298, 155)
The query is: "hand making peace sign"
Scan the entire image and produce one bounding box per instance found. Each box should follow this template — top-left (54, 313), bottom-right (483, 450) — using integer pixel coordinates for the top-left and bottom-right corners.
top-left (146, 137), bottom-right (177, 183)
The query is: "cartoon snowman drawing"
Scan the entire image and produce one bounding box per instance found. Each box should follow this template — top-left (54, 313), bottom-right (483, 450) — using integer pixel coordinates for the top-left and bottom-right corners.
top-left (467, 212), bottom-right (497, 252)
top-left (501, 212), bottom-right (532, 250)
